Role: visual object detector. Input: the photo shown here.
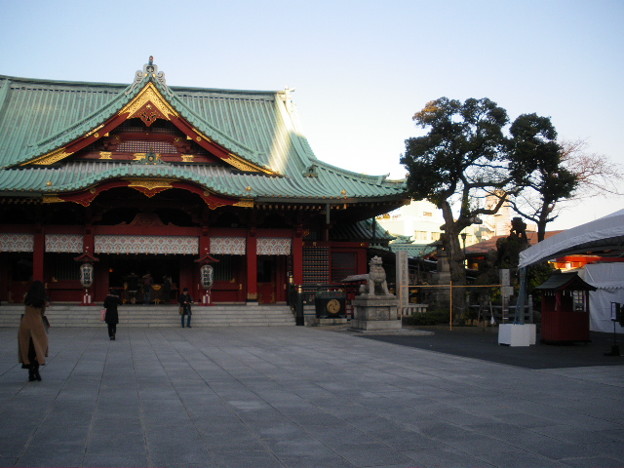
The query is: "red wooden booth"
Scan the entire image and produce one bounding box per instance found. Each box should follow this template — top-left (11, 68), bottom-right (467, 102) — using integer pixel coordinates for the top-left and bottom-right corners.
top-left (536, 271), bottom-right (596, 343)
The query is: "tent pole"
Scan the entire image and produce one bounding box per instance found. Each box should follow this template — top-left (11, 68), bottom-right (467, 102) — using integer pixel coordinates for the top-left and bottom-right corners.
top-left (515, 267), bottom-right (527, 324)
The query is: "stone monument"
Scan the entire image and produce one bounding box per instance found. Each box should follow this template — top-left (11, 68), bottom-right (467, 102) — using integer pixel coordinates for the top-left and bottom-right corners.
top-left (351, 256), bottom-right (401, 331)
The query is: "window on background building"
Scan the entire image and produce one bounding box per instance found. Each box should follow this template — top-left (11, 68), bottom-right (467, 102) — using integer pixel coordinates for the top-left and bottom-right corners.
top-left (414, 231), bottom-right (428, 241)
top-left (431, 232), bottom-right (441, 241)
top-left (423, 211), bottom-right (433, 217)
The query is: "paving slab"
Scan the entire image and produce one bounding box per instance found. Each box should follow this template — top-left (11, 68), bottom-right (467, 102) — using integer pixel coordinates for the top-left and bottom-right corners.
top-left (0, 325), bottom-right (623, 468)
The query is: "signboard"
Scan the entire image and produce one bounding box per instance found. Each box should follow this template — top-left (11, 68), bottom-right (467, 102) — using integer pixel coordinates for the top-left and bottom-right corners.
top-left (499, 269), bottom-right (510, 286)
top-left (396, 251), bottom-right (409, 309)
top-left (501, 286), bottom-right (514, 299)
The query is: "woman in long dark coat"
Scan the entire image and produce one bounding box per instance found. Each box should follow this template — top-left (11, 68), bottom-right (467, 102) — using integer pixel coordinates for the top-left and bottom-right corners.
top-left (18, 281), bottom-right (48, 382)
top-left (103, 289), bottom-right (122, 340)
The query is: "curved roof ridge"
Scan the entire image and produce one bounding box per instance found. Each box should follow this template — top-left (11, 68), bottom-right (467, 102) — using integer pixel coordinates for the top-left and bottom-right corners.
top-left (162, 83), bottom-right (268, 168)
top-left (270, 90), bottom-right (319, 175)
top-left (0, 74), bottom-right (129, 89)
top-left (313, 158), bottom-right (405, 187)
top-left (10, 79), bottom-right (143, 167)
top-left (35, 162), bottom-right (243, 197)
top-left (33, 92), bottom-right (130, 148)
top-left (0, 72), bottom-right (287, 97)
top-left (0, 159), bottom-right (407, 203)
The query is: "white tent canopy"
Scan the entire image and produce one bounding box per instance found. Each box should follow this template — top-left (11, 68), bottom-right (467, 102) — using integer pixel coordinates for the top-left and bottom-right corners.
top-left (519, 209), bottom-right (624, 268)
top-left (578, 263), bottom-right (624, 333)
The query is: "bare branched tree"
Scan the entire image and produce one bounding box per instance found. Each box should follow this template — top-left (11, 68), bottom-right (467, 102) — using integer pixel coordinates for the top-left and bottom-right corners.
top-left (509, 138), bottom-right (623, 241)
top-left (560, 139), bottom-right (622, 198)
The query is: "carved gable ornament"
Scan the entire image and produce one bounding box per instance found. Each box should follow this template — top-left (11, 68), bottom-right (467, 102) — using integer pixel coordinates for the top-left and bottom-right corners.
top-left (122, 82), bottom-right (179, 126)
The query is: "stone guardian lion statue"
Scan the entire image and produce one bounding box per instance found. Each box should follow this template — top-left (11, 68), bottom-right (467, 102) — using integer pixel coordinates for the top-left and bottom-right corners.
top-left (360, 256), bottom-right (392, 296)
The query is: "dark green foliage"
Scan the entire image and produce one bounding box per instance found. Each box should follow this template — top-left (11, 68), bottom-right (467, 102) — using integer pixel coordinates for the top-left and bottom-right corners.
top-left (401, 97), bottom-right (512, 209)
top-left (525, 261), bottom-right (555, 313)
top-left (508, 113), bottom-right (579, 241)
top-left (402, 309), bottom-right (450, 326)
top-left (496, 236), bottom-right (526, 269)
top-left (527, 261), bottom-right (555, 292)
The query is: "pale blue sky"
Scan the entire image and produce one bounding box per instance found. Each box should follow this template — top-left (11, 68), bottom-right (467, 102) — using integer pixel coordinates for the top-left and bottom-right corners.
top-left (1, 0), bottom-right (622, 229)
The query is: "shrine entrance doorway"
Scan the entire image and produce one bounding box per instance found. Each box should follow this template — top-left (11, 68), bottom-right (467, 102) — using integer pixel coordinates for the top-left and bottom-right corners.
top-left (257, 256), bottom-right (287, 304)
top-left (102, 254), bottom-right (185, 304)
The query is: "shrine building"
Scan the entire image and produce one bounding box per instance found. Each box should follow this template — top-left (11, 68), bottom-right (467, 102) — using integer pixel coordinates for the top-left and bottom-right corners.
top-left (0, 59), bottom-right (407, 305)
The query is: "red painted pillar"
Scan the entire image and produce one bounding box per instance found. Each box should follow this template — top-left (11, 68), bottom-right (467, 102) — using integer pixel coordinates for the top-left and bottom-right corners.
top-left (199, 227), bottom-right (212, 305)
top-left (32, 228), bottom-right (45, 282)
top-left (246, 230), bottom-right (258, 302)
top-left (83, 227), bottom-right (95, 258)
top-left (292, 228), bottom-right (303, 285)
top-left (83, 227), bottom-right (96, 304)
top-left (94, 265), bottom-right (108, 303)
top-left (199, 227), bottom-right (211, 260)
top-left (357, 244), bottom-right (368, 274)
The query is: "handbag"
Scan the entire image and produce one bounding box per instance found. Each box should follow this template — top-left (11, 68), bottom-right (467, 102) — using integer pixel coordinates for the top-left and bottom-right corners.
top-left (178, 306), bottom-right (183, 315)
top-left (100, 309), bottom-right (107, 321)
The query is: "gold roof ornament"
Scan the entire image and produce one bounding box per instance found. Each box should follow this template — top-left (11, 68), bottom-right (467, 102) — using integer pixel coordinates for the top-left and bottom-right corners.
top-left (121, 82), bottom-right (179, 125)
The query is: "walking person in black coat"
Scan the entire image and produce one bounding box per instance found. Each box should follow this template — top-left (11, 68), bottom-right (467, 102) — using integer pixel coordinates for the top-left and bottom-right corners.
top-left (103, 289), bottom-right (122, 340)
top-left (178, 288), bottom-right (193, 328)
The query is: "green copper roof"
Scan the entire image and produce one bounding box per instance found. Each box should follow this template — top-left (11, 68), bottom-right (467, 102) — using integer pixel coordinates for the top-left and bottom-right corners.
top-left (389, 243), bottom-right (437, 258)
top-left (0, 61), bottom-right (406, 204)
top-left (330, 218), bottom-right (395, 243)
top-left (0, 162), bottom-right (404, 201)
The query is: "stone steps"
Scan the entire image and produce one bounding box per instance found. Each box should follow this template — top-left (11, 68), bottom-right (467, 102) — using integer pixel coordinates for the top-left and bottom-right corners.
top-left (0, 304), bottom-right (296, 328)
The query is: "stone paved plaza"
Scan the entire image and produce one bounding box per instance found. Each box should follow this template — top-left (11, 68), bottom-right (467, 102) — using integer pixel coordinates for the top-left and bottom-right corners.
top-left (1, 325), bottom-right (623, 468)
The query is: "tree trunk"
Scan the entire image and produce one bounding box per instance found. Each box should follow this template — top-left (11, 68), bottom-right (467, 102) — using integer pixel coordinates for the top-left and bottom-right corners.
top-left (537, 209), bottom-right (549, 242)
top-left (440, 203), bottom-right (467, 322)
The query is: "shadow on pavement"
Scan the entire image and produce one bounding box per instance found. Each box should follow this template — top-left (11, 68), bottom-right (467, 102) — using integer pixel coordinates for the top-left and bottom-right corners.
top-left (361, 326), bottom-right (624, 369)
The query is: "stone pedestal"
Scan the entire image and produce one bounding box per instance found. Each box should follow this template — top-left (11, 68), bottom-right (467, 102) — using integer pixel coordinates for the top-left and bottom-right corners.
top-left (351, 295), bottom-right (401, 331)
